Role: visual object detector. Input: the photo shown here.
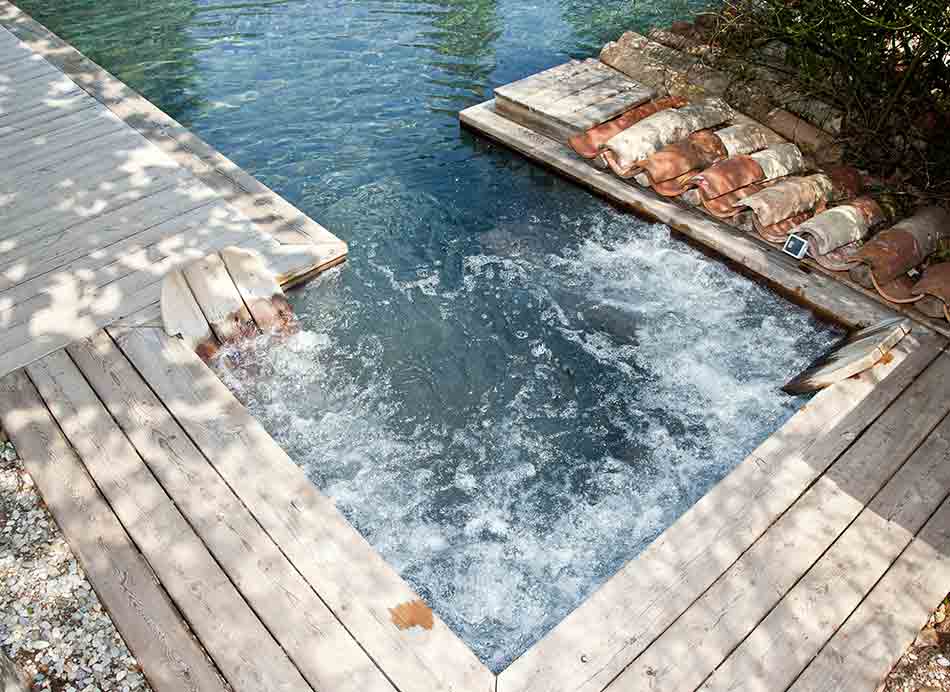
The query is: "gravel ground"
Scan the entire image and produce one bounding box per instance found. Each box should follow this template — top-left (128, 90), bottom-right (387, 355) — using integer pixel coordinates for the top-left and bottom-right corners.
top-left (884, 596), bottom-right (950, 692)
top-left (0, 433), bottom-right (152, 692)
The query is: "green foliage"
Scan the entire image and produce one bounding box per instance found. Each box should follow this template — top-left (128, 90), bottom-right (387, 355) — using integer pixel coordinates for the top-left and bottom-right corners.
top-left (707, 0), bottom-right (950, 195)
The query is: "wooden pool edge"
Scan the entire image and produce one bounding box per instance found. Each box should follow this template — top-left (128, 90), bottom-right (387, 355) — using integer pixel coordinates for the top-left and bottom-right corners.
top-left (460, 99), bottom-right (949, 337)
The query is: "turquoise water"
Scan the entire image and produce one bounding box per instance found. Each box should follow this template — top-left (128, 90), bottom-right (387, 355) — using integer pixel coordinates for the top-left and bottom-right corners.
top-left (20, 0), bottom-right (844, 670)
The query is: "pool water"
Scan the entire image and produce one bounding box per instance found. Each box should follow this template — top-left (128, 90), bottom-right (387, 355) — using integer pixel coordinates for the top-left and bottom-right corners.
top-left (21, 0), bottom-right (844, 671)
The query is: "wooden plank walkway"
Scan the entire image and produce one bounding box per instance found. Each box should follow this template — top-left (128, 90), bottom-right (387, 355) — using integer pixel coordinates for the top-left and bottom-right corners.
top-left (2, 6), bottom-right (950, 692)
top-left (0, 17), bottom-right (347, 378)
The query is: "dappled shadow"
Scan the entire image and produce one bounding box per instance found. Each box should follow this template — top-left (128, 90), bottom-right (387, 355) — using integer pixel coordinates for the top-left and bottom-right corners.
top-left (0, 8), bottom-right (345, 378)
top-left (3, 4), bottom-right (950, 692)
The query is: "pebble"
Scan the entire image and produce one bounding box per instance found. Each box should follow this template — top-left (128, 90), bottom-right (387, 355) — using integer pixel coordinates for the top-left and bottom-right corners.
top-left (936, 657), bottom-right (949, 668)
top-left (916, 627), bottom-right (940, 648)
top-left (0, 441), bottom-right (152, 691)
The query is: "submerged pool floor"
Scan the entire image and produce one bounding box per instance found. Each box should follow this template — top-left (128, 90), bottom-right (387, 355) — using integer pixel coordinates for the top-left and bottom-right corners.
top-left (213, 209), bottom-right (842, 670)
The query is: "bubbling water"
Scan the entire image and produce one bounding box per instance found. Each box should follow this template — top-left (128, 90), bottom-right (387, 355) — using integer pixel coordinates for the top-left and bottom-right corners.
top-left (213, 213), bottom-right (842, 671)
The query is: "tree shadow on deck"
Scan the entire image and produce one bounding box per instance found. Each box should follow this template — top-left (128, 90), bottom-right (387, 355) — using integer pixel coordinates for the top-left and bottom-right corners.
top-left (0, 6), bottom-right (345, 378)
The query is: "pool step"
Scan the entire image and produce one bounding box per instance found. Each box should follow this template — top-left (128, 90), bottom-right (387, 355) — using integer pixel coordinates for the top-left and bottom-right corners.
top-left (162, 246), bottom-right (298, 360)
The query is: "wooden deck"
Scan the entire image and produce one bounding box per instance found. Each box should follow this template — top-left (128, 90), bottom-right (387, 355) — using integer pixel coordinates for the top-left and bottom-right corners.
top-left (3, 5), bottom-right (950, 692)
top-left (0, 12), bottom-right (347, 378)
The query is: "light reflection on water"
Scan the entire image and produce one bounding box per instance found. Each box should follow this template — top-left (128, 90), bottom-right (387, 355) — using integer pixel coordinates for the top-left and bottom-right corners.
top-left (22, 0), bottom-right (843, 670)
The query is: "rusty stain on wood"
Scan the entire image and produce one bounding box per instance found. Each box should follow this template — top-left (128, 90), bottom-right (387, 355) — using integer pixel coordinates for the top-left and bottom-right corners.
top-left (389, 600), bottom-right (434, 631)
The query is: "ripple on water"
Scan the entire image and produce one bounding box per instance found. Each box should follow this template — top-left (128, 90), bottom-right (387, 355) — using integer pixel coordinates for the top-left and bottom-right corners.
top-left (213, 210), bottom-right (843, 671)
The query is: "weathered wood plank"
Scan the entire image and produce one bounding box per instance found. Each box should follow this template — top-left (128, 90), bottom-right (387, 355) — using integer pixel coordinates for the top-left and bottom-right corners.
top-left (700, 391), bottom-right (950, 692)
top-left (221, 246), bottom-right (295, 332)
top-left (789, 495), bottom-right (950, 692)
top-left (0, 128), bottom-right (145, 194)
top-left (0, 87), bottom-right (86, 124)
top-left (495, 60), bottom-right (653, 143)
top-left (182, 252), bottom-right (256, 343)
top-left (0, 176), bottom-right (216, 280)
top-left (160, 270), bottom-right (216, 358)
top-left (604, 351), bottom-right (950, 692)
top-left (0, 110), bottom-right (124, 163)
top-left (0, 97), bottom-right (106, 140)
top-left (0, 96), bottom-right (98, 138)
top-left (498, 332), bottom-right (945, 692)
top-left (0, 126), bottom-right (134, 182)
top-left (112, 326), bottom-right (496, 692)
top-left (68, 331), bottom-right (397, 692)
top-left (0, 369), bottom-right (228, 692)
top-left (0, 71), bottom-right (77, 108)
top-left (0, 164), bottom-right (193, 245)
top-left (460, 100), bottom-right (907, 331)
top-left (493, 60), bottom-right (599, 103)
top-left (0, 55), bottom-right (58, 84)
top-left (26, 350), bottom-right (312, 692)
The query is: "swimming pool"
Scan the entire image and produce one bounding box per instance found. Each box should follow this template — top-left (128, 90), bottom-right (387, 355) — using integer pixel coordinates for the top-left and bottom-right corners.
top-left (19, 0), bottom-right (843, 671)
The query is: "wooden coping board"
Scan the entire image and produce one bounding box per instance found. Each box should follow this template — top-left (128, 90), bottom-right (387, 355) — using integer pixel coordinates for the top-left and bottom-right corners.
top-left (494, 59), bottom-right (655, 143)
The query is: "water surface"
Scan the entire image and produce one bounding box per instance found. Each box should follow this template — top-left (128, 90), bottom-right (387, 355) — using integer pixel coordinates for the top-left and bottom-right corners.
top-left (20, 0), bottom-right (843, 670)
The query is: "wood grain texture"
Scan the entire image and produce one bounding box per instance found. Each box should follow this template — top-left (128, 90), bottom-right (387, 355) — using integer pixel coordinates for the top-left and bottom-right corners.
top-left (605, 351), bottom-right (950, 692)
top-left (701, 386), bottom-right (950, 692)
top-left (220, 246), bottom-right (296, 332)
top-left (112, 325), bottom-right (496, 692)
top-left (68, 331), bottom-right (396, 692)
top-left (182, 252), bottom-right (255, 343)
top-left (26, 349), bottom-right (311, 692)
top-left (160, 270), bottom-right (216, 357)
top-left (789, 494), bottom-right (950, 692)
top-left (498, 333), bottom-right (945, 692)
top-left (0, 369), bottom-right (227, 692)
top-left (495, 59), bottom-right (653, 143)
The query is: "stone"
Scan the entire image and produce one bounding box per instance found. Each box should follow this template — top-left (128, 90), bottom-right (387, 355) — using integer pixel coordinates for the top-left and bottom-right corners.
top-left (916, 626), bottom-right (940, 648)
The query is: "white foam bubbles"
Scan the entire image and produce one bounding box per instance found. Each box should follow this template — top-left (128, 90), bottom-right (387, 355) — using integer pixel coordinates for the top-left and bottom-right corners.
top-left (212, 212), bottom-right (842, 672)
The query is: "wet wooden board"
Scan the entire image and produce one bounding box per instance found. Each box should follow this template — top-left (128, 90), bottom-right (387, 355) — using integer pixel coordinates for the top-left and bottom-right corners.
top-left (111, 325), bottom-right (496, 692)
top-left (497, 332), bottom-right (945, 692)
top-left (221, 246), bottom-right (294, 332)
top-left (181, 252), bottom-right (255, 343)
top-left (67, 331), bottom-right (397, 692)
top-left (25, 350), bottom-right (311, 692)
top-left (0, 370), bottom-right (228, 692)
top-left (495, 59), bottom-right (654, 143)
